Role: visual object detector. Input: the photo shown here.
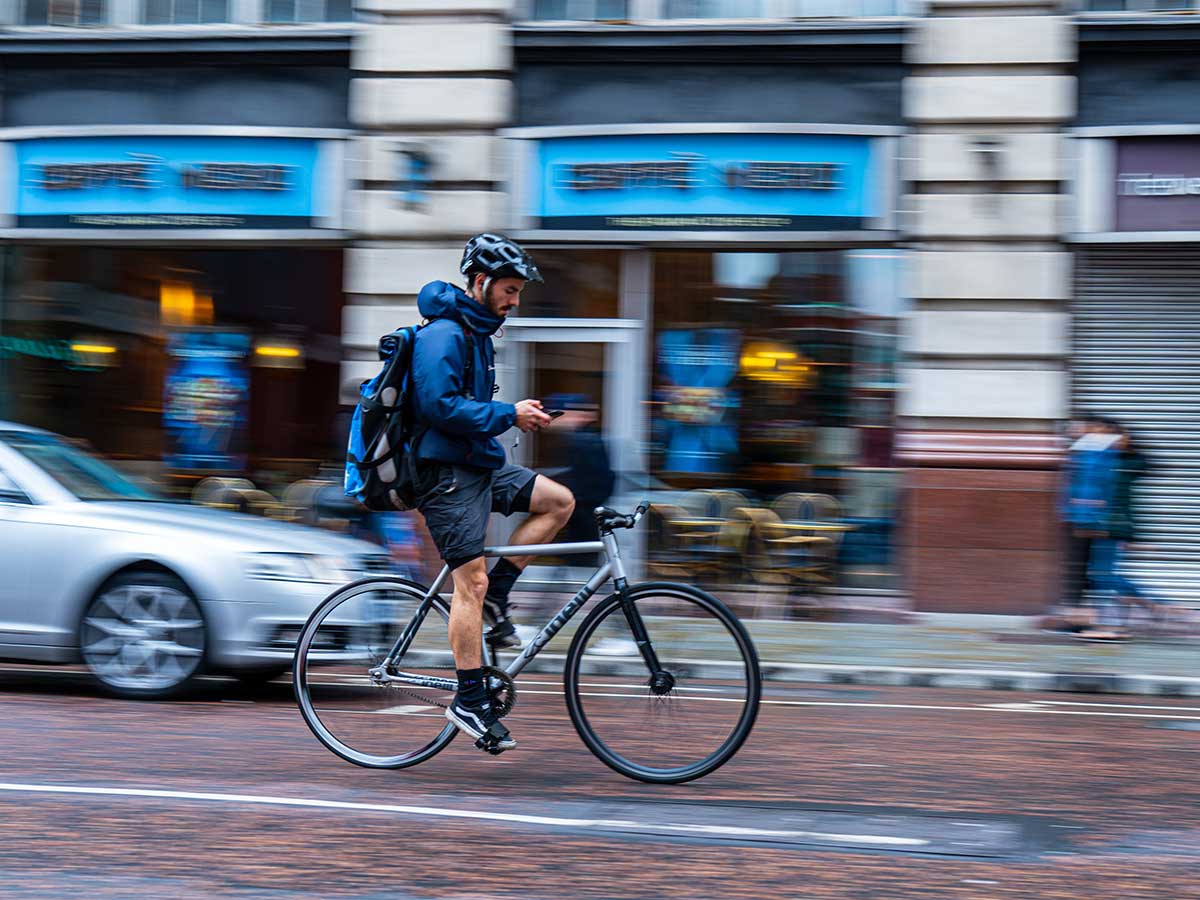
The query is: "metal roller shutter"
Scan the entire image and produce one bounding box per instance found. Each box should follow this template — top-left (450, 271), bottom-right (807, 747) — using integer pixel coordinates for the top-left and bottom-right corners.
top-left (1074, 248), bottom-right (1200, 606)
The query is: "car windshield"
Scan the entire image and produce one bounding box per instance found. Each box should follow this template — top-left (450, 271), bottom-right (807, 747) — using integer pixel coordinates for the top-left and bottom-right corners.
top-left (1, 431), bottom-right (164, 502)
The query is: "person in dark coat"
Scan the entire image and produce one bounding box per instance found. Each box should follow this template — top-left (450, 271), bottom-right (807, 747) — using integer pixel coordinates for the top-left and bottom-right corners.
top-left (544, 394), bottom-right (615, 564)
top-left (1081, 420), bottom-right (1164, 639)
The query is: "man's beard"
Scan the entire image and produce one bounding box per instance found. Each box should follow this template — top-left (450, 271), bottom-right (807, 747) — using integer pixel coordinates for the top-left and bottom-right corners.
top-left (486, 283), bottom-right (515, 316)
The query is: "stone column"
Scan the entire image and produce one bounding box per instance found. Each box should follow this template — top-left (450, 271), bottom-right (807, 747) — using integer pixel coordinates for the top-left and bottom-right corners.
top-left (341, 0), bottom-right (513, 396)
top-left (899, 1), bottom-right (1075, 614)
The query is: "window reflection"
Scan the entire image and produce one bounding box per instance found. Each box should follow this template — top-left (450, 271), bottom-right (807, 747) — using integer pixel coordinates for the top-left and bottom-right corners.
top-left (649, 250), bottom-right (905, 590)
top-left (517, 250), bottom-right (621, 318)
top-left (0, 247), bottom-right (344, 492)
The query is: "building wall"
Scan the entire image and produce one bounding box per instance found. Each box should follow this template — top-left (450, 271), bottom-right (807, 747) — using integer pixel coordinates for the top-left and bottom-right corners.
top-left (342, 0), bottom-right (513, 397)
top-left (898, 0), bottom-right (1074, 614)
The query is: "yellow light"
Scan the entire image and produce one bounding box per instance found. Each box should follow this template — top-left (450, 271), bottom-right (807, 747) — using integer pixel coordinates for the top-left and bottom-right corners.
top-left (160, 281), bottom-right (196, 326)
top-left (739, 355), bottom-right (775, 369)
top-left (70, 343), bottom-right (118, 354)
top-left (255, 346), bottom-right (301, 358)
top-left (758, 351), bottom-right (797, 361)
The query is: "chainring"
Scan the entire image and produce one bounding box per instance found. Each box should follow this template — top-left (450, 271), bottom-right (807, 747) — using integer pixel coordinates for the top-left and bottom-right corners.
top-left (482, 665), bottom-right (517, 718)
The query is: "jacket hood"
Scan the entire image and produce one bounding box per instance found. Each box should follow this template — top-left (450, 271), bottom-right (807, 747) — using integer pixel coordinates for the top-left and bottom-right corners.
top-left (417, 280), bottom-right (504, 336)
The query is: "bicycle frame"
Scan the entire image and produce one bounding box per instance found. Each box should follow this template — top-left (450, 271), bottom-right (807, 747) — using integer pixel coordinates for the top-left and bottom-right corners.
top-left (374, 529), bottom-right (663, 692)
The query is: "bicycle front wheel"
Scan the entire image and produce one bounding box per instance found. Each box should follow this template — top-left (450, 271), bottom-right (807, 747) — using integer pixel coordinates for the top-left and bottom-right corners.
top-left (293, 576), bottom-right (460, 769)
top-left (564, 582), bottom-right (761, 784)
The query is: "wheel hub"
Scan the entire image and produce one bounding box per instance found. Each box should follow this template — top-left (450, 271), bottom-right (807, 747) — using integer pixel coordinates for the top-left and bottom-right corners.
top-left (648, 671), bottom-right (675, 696)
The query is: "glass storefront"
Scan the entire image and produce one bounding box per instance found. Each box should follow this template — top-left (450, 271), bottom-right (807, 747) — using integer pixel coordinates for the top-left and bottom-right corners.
top-left (514, 246), bottom-right (905, 591)
top-left (0, 246), bottom-right (344, 493)
top-left (648, 250), bottom-right (904, 590)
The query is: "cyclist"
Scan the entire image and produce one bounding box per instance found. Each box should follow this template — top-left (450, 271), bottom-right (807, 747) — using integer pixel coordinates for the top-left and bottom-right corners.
top-left (410, 233), bottom-right (575, 754)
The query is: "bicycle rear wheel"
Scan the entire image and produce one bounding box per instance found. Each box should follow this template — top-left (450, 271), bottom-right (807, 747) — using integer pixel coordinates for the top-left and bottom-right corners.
top-left (293, 576), bottom-right (462, 769)
top-left (564, 582), bottom-right (761, 784)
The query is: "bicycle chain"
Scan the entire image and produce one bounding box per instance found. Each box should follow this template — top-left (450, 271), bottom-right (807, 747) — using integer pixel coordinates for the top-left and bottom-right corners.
top-left (383, 665), bottom-right (516, 718)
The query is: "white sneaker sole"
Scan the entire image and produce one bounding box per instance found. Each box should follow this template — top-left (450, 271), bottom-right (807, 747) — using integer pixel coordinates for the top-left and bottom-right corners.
top-left (445, 707), bottom-right (517, 751)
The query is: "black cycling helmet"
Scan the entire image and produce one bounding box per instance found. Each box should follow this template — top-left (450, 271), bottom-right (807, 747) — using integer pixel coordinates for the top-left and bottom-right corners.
top-left (460, 233), bottom-right (543, 284)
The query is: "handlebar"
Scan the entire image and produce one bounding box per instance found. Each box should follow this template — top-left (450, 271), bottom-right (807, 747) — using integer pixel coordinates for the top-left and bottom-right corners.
top-left (593, 500), bottom-right (650, 531)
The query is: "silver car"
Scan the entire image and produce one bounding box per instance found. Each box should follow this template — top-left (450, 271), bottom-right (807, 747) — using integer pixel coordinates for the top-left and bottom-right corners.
top-left (0, 421), bottom-right (393, 698)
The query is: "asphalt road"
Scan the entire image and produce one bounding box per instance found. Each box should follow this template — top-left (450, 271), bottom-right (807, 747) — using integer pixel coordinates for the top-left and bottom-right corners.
top-left (0, 665), bottom-right (1198, 899)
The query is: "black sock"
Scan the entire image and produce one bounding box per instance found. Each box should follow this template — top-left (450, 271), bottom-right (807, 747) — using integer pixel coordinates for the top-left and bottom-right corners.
top-left (486, 558), bottom-right (522, 608)
top-left (456, 667), bottom-right (487, 705)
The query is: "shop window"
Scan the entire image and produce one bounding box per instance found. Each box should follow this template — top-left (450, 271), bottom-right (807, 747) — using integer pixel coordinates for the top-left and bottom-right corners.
top-left (1084, 0), bottom-right (1199, 8)
top-left (265, 0), bottom-right (352, 22)
top-left (526, 0), bottom-right (628, 18)
top-left (664, 0), bottom-right (764, 15)
top-left (0, 247), bottom-right (345, 491)
top-left (22, 0), bottom-right (107, 25)
top-left (143, 0), bottom-right (229, 23)
top-left (517, 250), bottom-right (621, 318)
top-left (647, 250), bottom-right (905, 591)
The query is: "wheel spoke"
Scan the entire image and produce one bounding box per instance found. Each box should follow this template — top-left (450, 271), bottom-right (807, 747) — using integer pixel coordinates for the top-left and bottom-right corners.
top-left (566, 585), bottom-right (760, 784)
top-left (294, 578), bottom-right (459, 769)
top-left (82, 581), bottom-right (205, 694)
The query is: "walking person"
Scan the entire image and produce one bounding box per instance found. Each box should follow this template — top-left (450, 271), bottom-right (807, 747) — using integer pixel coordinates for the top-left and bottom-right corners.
top-left (1061, 416), bottom-right (1119, 611)
top-left (1080, 420), bottom-right (1164, 640)
top-left (409, 233), bottom-right (575, 754)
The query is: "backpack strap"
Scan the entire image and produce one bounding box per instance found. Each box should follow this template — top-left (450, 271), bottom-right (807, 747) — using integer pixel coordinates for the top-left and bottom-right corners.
top-left (458, 322), bottom-right (477, 402)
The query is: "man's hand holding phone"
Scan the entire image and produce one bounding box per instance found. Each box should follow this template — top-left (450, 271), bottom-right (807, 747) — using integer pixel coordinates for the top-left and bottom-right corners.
top-left (515, 399), bottom-right (553, 432)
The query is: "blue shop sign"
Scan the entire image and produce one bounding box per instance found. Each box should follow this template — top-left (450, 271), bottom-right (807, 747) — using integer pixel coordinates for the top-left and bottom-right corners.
top-left (530, 133), bottom-right (880, 231)
top-left (13, 136), bottom-right (326, 228)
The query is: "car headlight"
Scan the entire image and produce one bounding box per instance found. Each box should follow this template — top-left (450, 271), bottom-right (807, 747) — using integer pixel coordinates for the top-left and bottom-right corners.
top-left (243, 552), bottom-right (352, 584)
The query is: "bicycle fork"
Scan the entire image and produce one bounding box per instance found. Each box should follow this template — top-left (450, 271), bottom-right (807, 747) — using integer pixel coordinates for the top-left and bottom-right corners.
top-left (603, 531), bottom-right (668, 689)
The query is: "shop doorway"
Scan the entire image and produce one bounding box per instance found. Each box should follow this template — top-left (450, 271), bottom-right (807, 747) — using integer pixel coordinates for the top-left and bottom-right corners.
top-left (493, 319), bottom-right (644, 587)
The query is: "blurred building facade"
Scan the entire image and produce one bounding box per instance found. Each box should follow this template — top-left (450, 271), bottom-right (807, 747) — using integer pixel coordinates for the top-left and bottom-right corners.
top-left (1, 0), bottom-right (1198, 609)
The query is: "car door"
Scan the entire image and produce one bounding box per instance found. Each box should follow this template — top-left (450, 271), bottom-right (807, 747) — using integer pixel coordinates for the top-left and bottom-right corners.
top-left (0, 460), bottom-right (34, 645)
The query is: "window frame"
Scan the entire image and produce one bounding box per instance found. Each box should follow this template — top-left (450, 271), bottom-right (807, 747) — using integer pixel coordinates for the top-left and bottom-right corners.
top-left (21, 0), bottom-right (109, 26)
top-left (518, 0), bottom-right (907, 20)
top-left (140, 0), bottom-right (231, 25)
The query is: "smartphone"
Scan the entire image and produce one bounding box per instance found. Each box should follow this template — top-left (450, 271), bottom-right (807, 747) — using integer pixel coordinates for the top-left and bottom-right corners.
top-left (547, 410), bottom-right (565, 419)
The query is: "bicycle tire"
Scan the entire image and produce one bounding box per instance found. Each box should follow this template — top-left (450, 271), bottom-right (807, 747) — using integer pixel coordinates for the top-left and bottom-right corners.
top-left (293, 575), bottom-right (463, 769)
top-left (563, 581), bottom-right (761, 784)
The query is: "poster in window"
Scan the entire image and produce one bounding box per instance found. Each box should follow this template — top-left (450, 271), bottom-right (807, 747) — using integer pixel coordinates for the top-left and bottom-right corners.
top-left (164, 331), bottom-right (251, 471)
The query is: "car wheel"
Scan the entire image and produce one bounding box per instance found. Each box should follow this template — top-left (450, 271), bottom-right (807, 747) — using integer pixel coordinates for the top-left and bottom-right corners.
top-left (80, 570), bottom-right (207, 700)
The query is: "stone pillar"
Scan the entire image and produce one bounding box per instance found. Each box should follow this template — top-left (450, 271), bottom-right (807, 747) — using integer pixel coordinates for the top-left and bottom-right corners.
top-left (341, 0), bottom-right (513, 397)
top-left (899, 1), bottom-right (1075, 614)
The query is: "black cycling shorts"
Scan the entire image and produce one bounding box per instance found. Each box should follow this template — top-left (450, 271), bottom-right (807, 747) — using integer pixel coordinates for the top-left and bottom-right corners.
top-left (415, 462), bottom-right (537, 570)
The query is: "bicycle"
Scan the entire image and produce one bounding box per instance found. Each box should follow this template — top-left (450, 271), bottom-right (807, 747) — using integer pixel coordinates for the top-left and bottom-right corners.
top-left (293, 502), bottom-right (762, 784)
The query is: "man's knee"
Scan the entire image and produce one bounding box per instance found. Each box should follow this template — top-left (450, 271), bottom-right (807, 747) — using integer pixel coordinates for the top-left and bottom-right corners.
top-left (532, 477), bottom-right (575, 521)
top-left (452, 558), bottom-right (489, 603)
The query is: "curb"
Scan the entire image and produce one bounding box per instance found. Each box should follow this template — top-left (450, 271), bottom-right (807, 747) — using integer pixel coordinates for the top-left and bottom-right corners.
top-left (759, 662), bottom-right (1200, 697)
top-left (403, 650), bottom-right (1200, 697)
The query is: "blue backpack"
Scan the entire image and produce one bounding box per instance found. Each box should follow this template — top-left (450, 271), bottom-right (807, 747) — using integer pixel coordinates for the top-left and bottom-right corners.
top-left (344, 320), bottom-right (474, 511)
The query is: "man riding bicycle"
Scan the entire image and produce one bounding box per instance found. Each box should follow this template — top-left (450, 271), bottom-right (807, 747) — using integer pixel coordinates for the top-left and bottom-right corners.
top-left (410, 233), bottom-right (575, 754)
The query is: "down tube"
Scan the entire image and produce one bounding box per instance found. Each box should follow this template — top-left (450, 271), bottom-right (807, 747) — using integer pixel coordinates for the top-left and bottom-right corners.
top-left (505, 563), bottom-right (611, 678)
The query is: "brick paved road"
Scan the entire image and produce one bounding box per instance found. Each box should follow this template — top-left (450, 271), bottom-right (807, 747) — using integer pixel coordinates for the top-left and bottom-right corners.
top-left (0, 665), bottom-right (1197, 899)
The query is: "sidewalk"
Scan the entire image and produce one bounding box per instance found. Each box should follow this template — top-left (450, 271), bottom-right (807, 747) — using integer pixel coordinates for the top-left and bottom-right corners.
top-left (509, 590), bottom-right (1200, 697)
top-left (740, 613), bottom-right (1200, 697)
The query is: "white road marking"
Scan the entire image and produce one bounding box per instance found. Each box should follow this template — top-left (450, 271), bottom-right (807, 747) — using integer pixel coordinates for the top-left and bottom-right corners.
top-left (516, 688), bottom-right (1200, 720)
top-left (371, 705), bottom-right (437, 715)
top-left (0, 782), bottom-right (929, 847)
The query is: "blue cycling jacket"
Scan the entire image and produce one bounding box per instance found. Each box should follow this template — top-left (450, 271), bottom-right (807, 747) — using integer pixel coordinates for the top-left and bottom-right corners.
top-left (410, 280), bottom-right (517, 469)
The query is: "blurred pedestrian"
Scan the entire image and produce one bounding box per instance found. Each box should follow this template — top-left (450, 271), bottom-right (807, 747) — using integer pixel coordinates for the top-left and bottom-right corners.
top-left (1060, 414), bottom-right (1120, 630)
top-left (544, 394), bottom-right (615, 566)
top-left (1081, 419), bottom-right (1164, 639)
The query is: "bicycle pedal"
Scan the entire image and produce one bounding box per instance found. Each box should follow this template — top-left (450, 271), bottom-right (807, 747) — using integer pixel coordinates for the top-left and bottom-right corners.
top-left (474, 735), bottom-right (510, 755)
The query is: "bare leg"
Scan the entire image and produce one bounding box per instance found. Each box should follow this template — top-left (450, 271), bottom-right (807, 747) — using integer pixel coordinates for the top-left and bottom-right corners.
top-left (502, 476), bottom-right (576, 571)
top-left (447, 558), bottom-right (488, 669)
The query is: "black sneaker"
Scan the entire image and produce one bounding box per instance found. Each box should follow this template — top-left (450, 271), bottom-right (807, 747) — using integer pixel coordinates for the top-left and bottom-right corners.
top-left (446, 694), bottom-right (517, 754)
top-left (486, 617), bottom-right (522, 649)
top-left (484, 595), bottom-right (522, 649)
